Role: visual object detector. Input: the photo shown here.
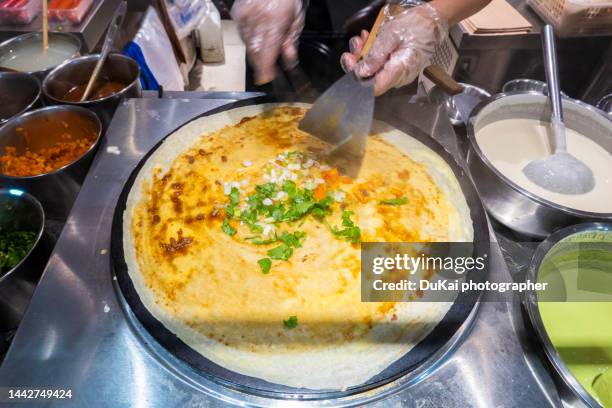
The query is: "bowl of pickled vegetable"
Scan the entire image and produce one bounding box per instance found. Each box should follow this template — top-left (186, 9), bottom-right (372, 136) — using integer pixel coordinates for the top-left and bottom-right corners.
top-left (0, 188), bottom-right (45, 330)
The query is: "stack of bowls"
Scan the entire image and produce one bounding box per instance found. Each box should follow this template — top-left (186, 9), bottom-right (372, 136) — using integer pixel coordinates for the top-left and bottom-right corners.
top-left (0, 35), bottom-right (142, 329)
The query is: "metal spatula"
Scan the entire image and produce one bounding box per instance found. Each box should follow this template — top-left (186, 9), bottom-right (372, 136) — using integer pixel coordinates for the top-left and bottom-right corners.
top-left (298, 7), bottom-right (386, 177)
top-left (523, 25), bottom-right (595, 195)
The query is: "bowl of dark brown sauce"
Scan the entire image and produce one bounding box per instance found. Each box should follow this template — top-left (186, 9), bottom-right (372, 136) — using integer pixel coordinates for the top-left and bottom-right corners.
top-left (42, 53), bottom-right (141, 129)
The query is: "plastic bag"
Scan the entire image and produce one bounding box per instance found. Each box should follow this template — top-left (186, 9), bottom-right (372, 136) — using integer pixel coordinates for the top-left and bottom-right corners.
top-left (123, 7), bottom-right (184, 91)
top-left (166, 0), bottom-right (207, 40)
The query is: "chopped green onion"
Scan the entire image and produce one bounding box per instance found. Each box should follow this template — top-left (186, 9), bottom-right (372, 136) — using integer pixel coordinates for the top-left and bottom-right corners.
top-left (283, 315), bottom-right (298, 329)
top-left (268, 244), bottom-right (293, 261)
top-left (258, 258), bottom-right (272, 274)
top-left (379, 197), bottom-right (408, 206)
top-left (221, 219), bottom-right (236, 236)
top-left (229, 187), bottom-right (240, 206)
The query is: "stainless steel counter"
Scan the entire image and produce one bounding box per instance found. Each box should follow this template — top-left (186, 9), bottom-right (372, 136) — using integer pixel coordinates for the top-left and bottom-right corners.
top-left (0, 96), bottom-right (563, 407)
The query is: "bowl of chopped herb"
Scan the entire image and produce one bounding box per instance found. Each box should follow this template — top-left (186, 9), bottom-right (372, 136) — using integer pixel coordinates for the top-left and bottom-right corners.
top-left (0, 188), bottom-right (46, 331)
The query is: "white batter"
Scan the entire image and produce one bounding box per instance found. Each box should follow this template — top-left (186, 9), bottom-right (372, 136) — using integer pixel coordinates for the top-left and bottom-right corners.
top-left (476, 118), bottom-right (612, 213)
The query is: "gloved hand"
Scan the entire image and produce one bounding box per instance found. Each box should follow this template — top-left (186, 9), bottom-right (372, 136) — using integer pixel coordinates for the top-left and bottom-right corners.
top-left (340, 2), bottom-right (448, 96)
top-left (231, 0), bottom-right (305, 85)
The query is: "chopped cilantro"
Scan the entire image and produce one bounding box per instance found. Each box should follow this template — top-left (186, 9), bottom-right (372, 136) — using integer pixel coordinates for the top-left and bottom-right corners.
top-left (0, 231), bottom-right (36, 274)
top-left (317, 196), bottom-right (334, 209)
top-left (281, 180), bottom-right (297, 198)
top-left (258, 258), bottom-right (272, 274)
top-left (279, 231), bottom-right (306, 248)
top-left (250, 236), bottom-right (278, 245)
top-left (229, 187), bottom-right (240, 206)
top-left (311, 207), bottom-right (326, 218)
top-left (248, 223), bottom-right (263, 233)
top-left (329, 211), bottom-right (361, 244)
top-left (268, 244), bottom-right (293, 261)
top-left (247, 194), bottom-right (262, 208)
top-left (379, 197), bottom-right (408, 206)
top-left (256, 183), bottom-right (277, 197)
top-left (239, 208), bottom-right (257, 224)
top-left (283, 315), bottom-right (298, 329)
top-left (341, 210), bottom-right (355, 227)
top-left (294, 200), bottom-right (315, 215)
top-left (336, 226), bottom-right (361, 244)
top-left (270, 205), bottom-right (285, 221)
top-left (221, 219), bottom-right (237, 236)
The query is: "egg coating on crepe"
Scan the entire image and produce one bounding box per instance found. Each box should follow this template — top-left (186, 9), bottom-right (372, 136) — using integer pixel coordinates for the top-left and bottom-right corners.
top-left (124, 104), bottom-right (472, 390)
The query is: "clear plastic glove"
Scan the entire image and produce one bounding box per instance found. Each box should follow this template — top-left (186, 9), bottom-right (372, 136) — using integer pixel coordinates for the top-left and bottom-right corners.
top-left (340, 2), bottom-right (448, 96)
top-left (231, 0), bottom-right (305, 85)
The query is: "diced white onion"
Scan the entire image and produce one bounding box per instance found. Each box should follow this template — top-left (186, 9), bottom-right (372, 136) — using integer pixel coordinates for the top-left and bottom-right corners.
top-left (262, 224), bottom-right (275, 238)
top-left (304, 181), bottom-right (316, 190)
top-left (333, 191), bottom-right (346, 202)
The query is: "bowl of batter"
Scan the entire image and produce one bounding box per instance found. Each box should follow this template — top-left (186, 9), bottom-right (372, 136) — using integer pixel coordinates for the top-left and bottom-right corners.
top-left (466, 92), bottom-right (612, 238)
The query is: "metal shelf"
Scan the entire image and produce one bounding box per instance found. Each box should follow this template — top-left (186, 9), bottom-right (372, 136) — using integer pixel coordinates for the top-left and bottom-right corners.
top-left (0, 0), bottom-right (121, 51)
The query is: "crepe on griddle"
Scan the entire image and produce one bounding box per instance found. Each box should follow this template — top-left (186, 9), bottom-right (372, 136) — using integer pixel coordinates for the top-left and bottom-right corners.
top-left (123, 104), bottom-right (473, 390)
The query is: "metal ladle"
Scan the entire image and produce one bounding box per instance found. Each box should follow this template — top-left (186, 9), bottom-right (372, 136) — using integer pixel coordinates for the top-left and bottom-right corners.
top-left (80, 1), bottom-right (127, 102)
top-left (523, 25), bottom-right (595, 195)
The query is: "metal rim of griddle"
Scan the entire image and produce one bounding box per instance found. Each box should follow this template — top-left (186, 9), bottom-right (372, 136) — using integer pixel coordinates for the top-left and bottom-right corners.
top-left (111, 98), bottom-right (490, 400)
top-left (523, 222), bottom-right (612, 408)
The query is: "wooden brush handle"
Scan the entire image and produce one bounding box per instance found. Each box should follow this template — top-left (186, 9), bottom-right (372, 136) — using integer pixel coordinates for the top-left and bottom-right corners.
top-left (423, 65), bottom-right (464, 95)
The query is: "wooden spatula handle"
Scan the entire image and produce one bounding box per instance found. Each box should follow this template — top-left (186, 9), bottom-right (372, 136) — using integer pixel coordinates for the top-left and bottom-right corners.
top-left (424, 65), bottom-right (464, 95)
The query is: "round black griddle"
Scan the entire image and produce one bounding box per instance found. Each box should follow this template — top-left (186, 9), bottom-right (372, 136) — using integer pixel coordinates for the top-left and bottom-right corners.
top-left (111, 99), bottom-right (490, 399)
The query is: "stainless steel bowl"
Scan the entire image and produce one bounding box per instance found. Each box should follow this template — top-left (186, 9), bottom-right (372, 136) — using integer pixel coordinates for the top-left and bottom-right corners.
top-left (524, 222), bottom-right (612, 408)
top-left (596, 94), bottom-right (612, 117)
top-left (428, 82), bottom-right (491, 126)
top-left (0, 32), bottom-right (81, 80)
top-left (0, 72), bottom-right (40, 125)
top-left (502, 78), bottom-right (570, 99)
top-left (43, 53), bottom-right (141, 129)
top-left (466, 92), bottom-right (612, 238)
top-left (0, 189), bottom-right (47, 331)
top-left (0, 105), bottom-right (102, 221)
